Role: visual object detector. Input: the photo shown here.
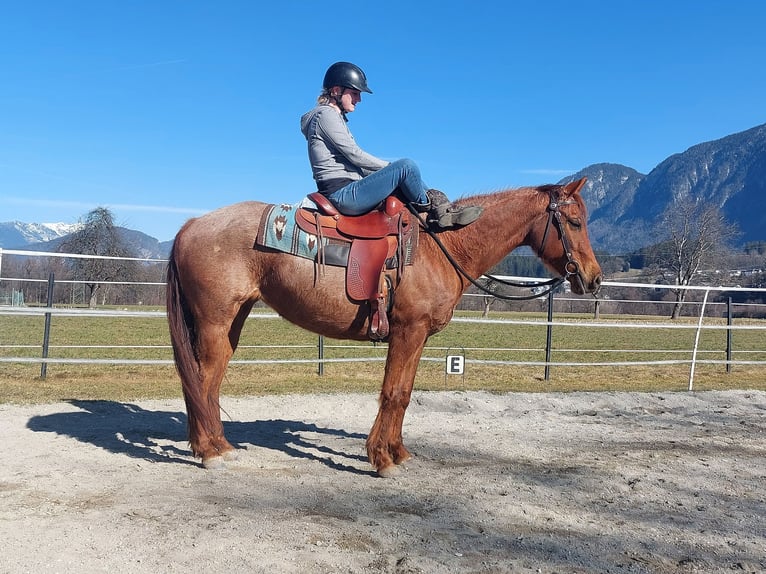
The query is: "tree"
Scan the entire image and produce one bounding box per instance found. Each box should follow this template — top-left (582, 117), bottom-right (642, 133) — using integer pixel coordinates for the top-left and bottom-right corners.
top-left (59, 207), bottom-right (138, 308)
top-left (647, 197), bottom-right (739, 319)
top-left (479, 279), bottom-right (501, 318)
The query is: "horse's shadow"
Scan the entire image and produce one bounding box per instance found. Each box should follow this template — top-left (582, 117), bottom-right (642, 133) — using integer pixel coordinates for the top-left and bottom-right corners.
top-left (26, 400), bottom-right (374, 476)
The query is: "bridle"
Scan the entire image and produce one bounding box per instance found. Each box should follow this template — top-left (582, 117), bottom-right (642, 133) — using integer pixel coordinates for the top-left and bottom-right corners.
top-left (537, 192), bottom-right (587, 295)
top-left (406, 188), bottom-right (589, 301)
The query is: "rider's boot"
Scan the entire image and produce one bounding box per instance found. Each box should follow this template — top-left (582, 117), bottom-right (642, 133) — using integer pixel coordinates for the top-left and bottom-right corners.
top-left (426, 189), bottom-right (483, 229)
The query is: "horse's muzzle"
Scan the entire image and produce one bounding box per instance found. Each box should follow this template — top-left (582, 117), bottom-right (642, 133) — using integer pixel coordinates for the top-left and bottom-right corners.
top-left (568, 269), bottom-right (602, 296)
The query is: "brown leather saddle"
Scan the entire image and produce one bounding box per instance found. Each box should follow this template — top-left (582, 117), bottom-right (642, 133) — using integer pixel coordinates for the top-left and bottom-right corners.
top-left (295, 192), bottom-right (418, 341)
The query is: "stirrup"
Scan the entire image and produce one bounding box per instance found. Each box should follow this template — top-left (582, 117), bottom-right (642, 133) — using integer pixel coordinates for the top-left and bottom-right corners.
top-left (410, 200), bottom-right (431, 213)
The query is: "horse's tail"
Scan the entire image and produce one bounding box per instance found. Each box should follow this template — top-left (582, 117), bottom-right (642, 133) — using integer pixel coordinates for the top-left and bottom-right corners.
top-left (165, 240), bottom-right (206, 436)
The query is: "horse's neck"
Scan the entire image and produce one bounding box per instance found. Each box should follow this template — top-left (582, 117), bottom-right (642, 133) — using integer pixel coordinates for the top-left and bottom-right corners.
top-left (446, 189), bottom-right (543, 277)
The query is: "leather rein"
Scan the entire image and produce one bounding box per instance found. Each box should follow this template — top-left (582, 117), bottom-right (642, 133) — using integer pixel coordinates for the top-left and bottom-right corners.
top-left (407, 189), bottom-right (586, 301)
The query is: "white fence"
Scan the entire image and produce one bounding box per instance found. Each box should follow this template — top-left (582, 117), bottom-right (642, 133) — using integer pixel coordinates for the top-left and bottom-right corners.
top-left (1, 248), bottom-right (765, 391)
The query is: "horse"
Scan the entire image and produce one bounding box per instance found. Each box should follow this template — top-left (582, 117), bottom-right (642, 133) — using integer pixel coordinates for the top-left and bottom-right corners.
top-left (166, 177), bottom-right (602, 477)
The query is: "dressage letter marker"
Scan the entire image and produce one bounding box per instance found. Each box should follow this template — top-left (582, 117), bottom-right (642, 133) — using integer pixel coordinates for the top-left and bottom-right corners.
top-left (446, 355), bottom-right (465, 375)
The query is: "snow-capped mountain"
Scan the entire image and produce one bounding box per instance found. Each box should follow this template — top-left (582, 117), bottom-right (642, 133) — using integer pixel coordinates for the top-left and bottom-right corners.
top-left (0, 221), bottom-right (82, 248)
top-left (0, 221), bottom-right (173, 259)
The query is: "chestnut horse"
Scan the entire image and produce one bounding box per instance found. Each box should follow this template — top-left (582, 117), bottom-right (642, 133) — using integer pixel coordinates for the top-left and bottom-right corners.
top-left (166, 178), bottom-right (602, 476)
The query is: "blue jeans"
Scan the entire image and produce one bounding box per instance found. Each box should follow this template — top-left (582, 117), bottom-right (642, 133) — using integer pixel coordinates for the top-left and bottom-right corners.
top-left (326, 158), bottom-right (430, 215)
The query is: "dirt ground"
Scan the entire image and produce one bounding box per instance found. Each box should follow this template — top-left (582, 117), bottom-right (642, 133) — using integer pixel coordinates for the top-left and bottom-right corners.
top-left (1, 390), bottom-right (764, 573)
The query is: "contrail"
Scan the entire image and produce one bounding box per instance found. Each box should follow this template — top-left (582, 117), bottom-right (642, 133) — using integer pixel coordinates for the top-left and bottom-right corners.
top-left (519, 169), bottom-right (575, 176)
top-left (5, 196), bottom-right (206, 216)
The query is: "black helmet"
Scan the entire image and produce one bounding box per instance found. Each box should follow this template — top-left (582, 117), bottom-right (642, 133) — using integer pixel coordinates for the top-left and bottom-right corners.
top-left (323, 61), bottom-right (372, 94)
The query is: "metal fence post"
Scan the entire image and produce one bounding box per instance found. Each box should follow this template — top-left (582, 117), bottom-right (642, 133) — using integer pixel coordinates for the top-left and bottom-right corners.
top-left (726, 296), bottom-right (733, 373)
top-left (41, 272), bottom-right (54, 379)
top-left (317, 335), bottom-right (324, 376)
top-left (688, 289), bottom-right (711, 391)
top-left (544, 290), bottom-right (554, 381)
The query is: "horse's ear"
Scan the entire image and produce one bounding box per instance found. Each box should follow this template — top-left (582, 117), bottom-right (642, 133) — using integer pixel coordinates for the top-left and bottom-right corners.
top-left (562, 177), bottom-right (587, 198)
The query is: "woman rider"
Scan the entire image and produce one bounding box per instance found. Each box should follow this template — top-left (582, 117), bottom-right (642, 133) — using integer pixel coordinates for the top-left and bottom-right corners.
top-left (300, 61), bottom-right (482, 229)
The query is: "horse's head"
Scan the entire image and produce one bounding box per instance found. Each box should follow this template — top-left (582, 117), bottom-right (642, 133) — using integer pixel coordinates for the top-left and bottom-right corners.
top-left (530, 178), bottom-right (602, 295)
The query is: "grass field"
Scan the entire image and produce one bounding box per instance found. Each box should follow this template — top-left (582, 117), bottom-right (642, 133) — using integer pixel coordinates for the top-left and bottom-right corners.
top-left (1, 308), bottom-right (764, 403)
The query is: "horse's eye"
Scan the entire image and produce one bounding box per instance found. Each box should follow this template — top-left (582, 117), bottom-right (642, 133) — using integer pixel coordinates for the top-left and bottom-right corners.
top-left (569, 218), bottom-right (582, 229)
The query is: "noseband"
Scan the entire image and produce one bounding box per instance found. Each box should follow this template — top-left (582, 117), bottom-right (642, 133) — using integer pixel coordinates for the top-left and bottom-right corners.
top-left (537, 191), bottom-right (585, 293)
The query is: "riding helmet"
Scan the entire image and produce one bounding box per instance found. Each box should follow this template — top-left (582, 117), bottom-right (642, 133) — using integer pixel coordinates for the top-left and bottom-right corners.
top-left (323, 62), bottom-right (372, 94)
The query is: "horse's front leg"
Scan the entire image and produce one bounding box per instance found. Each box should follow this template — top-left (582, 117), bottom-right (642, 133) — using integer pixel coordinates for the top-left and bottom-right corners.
top-left (367, 327), bottom-right (428, 477)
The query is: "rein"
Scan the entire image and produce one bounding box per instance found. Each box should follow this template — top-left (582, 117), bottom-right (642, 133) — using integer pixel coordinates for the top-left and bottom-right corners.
top-left (406, 189), bottom-right (584, 301)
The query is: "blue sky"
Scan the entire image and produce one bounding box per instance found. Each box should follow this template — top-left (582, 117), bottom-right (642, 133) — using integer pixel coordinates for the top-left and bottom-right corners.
top-left (2, 1), bottom-right (765, 241)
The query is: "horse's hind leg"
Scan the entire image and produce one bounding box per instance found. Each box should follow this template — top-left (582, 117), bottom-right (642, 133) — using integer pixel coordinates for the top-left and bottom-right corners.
top-left (183, 322), bottom-right (234, 467)
top-left (187, 305), bottom-right (251, 468)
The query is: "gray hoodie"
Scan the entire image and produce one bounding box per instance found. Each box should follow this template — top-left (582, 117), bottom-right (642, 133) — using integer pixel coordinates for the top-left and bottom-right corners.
top-left (300, 104), bottom-right (388, 194)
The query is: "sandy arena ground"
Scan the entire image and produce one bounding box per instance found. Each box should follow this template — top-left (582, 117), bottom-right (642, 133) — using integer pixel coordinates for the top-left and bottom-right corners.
top-left (1, 390), bottom-right (764, 573)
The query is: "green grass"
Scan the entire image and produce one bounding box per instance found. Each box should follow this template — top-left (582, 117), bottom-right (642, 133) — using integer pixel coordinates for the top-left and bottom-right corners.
top-left (1, 309), bottom-right (764, 403)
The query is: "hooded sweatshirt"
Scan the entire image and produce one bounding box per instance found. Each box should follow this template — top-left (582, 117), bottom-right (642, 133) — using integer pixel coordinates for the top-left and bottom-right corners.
top-left (300, 104), bottom-right (389, 194)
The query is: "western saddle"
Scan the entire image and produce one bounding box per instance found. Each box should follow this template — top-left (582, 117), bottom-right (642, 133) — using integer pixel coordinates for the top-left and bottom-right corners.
top-left (295, 192), bottom-right (417, 341)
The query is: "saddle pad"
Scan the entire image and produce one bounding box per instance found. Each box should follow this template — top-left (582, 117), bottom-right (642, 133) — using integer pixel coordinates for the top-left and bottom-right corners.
top-left (257, 201), bottom-right (419, 268)
top-left (257, 202), bottom-right (332, 260)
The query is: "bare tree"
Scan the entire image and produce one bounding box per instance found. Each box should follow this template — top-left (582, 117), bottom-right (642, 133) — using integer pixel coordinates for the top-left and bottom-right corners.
top-left (648, 197), bottom-right (739, 319)
top-left (478, 279), bottom-right (501, 318)
top-left (59, 207), bottom-right (138, 308)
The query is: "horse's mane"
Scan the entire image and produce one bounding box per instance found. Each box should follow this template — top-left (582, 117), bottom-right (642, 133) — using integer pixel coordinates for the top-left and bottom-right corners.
top-left (452, 184), bottom-right (557, 208)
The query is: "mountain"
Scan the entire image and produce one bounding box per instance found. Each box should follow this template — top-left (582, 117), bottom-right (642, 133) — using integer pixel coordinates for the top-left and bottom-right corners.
top-left (0, 221), bottom-right (82, 248)
top-left (561, 123), bottom-right (766, 254)
top-left (4, 225), bottom-right (172, 260)
top-left (113, 228), bottom-right (174, 259)
top-left (560, 163), bottom-right (645, 253)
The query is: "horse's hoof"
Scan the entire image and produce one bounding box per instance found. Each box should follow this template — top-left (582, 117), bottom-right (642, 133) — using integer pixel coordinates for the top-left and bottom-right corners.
top-left (394, 452), bottom-right (413, 465)
top-left (221, 449), bottom-right (239, 462)
top-left (202, 455), bottom-right (226, 470)
top-left (377, 464), bottom-right (400, 478)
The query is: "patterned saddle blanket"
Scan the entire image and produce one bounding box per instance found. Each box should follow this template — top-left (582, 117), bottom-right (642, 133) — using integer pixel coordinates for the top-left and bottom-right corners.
top-left (256, 199), bottom-right (418, 270)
